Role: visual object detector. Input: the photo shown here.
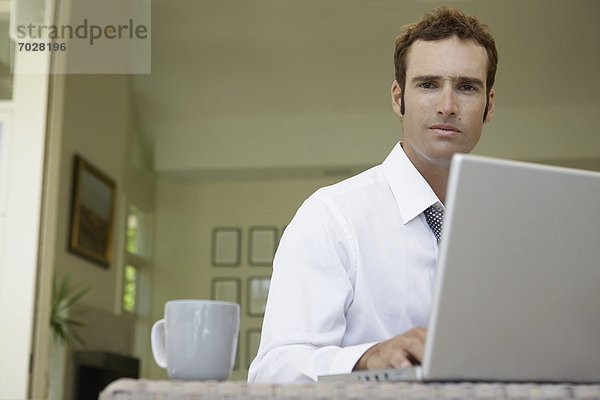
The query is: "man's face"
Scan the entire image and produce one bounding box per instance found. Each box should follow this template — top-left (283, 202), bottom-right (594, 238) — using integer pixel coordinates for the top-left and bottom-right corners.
top-left (392, 36), bottom-right (495, 170)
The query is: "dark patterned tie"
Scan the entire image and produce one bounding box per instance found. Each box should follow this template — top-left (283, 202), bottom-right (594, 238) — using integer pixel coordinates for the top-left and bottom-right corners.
top-left (424, 204), bottom-right (444, 242)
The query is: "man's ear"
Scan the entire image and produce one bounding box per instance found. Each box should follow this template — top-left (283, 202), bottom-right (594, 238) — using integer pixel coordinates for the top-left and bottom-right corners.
top-left (391, 80), bottom-right (403, 117)
top-left (484, 88), bottom-right (495, 124)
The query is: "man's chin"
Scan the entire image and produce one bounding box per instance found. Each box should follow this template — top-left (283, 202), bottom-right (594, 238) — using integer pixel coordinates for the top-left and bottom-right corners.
top-left (425, 145), bottom-right (471, 168)
top-left (430, 141), bottom-right (475, 158)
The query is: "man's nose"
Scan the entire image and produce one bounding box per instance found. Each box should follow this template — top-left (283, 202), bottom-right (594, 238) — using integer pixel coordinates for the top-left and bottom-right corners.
top-left (436, 86), bottom-right (458, 117)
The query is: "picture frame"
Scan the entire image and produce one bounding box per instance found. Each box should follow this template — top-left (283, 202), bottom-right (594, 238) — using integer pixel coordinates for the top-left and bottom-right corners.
top-left (68, 154), bottom-right (116, 268)
top-left (211, 278), bottom-right (241, 305)
top-left (280, 225), bottom-right (288, 241)
top-left (247, 276), bottom-right (271, 317)
top-left (234, 343), bottom-right (239, 371)
top-left (246, 329), bottom-right (262, 369)
top-left (248, 226), bottom-right (278, 266)
top-left (212, 227), bottom-right (241, 267)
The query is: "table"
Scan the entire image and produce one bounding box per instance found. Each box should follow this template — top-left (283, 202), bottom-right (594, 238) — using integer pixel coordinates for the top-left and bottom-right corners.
top-left (99, 379), bottom-right (600, 399)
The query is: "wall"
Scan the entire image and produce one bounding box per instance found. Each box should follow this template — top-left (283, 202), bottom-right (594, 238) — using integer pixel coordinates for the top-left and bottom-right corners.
top-left (155, 113), bottom-right (400, 174)
top-left (149, 172), bottom-right (352, 381)
top-left (0, 53), bottom-right (50, 400)
top-left (149, 0), bottom-right (600, 176)
top-left (156, 102), bottom-right (600, 177)
top-left (478, 104), bottom-right (600, 165)
top-left (49, 73), bottom-right (155, 399)
top-left (55, 74), bottom-right (128, 312)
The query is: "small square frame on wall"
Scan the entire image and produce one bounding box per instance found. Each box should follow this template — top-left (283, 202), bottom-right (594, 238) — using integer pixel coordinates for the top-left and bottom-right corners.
top-left (247, 276), bottom-right (271, 317)
top-left (248, 226), bottom-right (278, 266)
top-left (246, 329), bottom-right (262, 369)
top-left (212, 227), bottom-right (241, 267)
top-left (68, 154), bottom-right (116, 268)
top-left (234, 336), bottom-right (240, 371)
top-left (211, 278), bottom-right (241, 305)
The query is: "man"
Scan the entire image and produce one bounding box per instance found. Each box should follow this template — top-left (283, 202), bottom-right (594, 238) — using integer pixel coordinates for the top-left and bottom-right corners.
top-left (249, 5), bottom-right (497, 383)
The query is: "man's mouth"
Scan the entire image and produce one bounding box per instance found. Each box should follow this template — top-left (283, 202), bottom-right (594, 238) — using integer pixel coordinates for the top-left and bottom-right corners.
top-left (429, 124), bottom-right (460, 132)
top-left (429, 124), bottom-right (461, 136)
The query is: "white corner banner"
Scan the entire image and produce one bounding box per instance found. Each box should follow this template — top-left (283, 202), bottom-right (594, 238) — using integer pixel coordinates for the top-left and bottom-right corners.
top-left (10, 0), bottom-right (151, 74)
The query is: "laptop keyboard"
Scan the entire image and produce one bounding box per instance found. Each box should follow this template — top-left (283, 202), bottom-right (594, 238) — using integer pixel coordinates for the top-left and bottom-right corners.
top-left (318, 366), bottom-right (422, 383)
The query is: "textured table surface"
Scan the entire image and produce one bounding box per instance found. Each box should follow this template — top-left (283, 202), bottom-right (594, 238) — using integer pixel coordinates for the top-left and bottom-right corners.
top-left (99, 378), bottom-right (600, 400)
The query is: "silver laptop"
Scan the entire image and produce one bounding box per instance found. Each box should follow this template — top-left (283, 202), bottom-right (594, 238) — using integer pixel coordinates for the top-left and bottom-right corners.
top-left (320, 154), bottom-right (600, 383)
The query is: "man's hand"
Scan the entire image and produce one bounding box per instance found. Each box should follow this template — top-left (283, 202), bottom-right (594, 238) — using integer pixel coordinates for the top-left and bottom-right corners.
top-left (353, 327), bottom-right (427, 370)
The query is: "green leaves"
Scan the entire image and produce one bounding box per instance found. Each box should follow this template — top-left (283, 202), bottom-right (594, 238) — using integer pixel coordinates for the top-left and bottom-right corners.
top-left (50, 274), bottom-right (91, 345)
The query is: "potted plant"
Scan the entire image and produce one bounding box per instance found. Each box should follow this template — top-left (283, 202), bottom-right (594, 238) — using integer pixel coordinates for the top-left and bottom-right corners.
top-left (50, 273), bottom-right (91, 345)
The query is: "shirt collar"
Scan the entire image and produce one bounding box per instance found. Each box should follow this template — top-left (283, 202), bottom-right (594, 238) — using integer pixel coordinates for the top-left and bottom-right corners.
top-left (381, 142), bottom-right (441, 224)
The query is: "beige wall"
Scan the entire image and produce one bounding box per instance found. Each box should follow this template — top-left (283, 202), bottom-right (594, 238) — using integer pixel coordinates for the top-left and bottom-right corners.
top-left (148, 0), bottom-right (600, 176)
top-left (55, 74), bottom-right (128, 312)
top-left (49, 73), bottom-right (155, 399)
top-left (149, 173), bottom-right (347, 381)
top-left (155, 102), bottom-right (600, 175)
top-left (478, 103), bottom-right (600, 166)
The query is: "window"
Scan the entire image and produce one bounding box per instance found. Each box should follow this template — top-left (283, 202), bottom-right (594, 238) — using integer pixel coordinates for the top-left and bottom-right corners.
top-left (0, 14), bottom-right (14, 100)
top-left (126, 204), bottom-right (153, 259)
top-left (121, 202), bottom-right (154, 371)
top-left (123, 203), bottom-right (153, 314)
top-left (126, 209), bottom-right (139, 255)
top-left (123, 265), bottom-right (137, 313)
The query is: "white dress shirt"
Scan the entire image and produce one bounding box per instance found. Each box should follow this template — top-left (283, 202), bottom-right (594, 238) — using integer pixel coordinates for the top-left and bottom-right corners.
top-left (248, 143), bottom-right (443, 383)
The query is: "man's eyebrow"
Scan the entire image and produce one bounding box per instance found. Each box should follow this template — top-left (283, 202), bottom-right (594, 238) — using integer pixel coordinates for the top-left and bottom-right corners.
top-left (458, 77), bottom-right (484, 88)
top-left (411, 75), bottom-right (441, 83)
top-left (411, 75), bottom-right (484, 87)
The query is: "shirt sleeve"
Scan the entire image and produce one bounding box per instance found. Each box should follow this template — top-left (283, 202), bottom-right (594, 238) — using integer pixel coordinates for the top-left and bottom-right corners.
top-left (247, 196), bottom-right (377, 383)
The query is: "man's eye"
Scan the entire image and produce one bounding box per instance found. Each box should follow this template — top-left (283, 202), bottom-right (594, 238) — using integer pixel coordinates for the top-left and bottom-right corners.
top-left (459, 84), bottom-right (477, 92)
top-left (418, 82), bottom-right (437, 89)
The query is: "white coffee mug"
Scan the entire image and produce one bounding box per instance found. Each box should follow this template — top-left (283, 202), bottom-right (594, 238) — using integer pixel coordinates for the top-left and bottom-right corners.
top-left (151, 300), bottom-right (240, 380)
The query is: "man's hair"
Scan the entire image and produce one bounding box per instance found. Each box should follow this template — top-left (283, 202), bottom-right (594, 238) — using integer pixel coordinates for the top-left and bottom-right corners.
top-left (394, 6), bottom-right (498, 118)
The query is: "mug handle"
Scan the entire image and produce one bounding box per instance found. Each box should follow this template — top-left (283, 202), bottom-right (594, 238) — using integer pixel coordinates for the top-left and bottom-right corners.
top-left (151, 319), bottom-right (167, 369)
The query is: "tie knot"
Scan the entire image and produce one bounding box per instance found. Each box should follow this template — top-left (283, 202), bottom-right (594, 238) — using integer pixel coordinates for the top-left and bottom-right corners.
top-left (424, 204), bottom-right (444, 242)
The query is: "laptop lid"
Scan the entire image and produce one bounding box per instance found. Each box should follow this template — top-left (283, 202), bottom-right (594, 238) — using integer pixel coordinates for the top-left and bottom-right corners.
top-left (423, 154), bottom-right (600, 383)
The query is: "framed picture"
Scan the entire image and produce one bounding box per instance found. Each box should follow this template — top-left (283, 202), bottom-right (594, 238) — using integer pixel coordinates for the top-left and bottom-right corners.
top-left (246, 329), bottom-right (262, 369)
top-left (212, 228), bottom-right (241, 266)
top-left (234, 343), bottom-right (239, 371)
top-left (248, 226), bottom-right (278, 266)
top-left (211, 278), bottom-right (241, 304)
top-left (68, 155), bottom-right (116, 268)
top-left (247, 277), bottom-right (271, 317)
